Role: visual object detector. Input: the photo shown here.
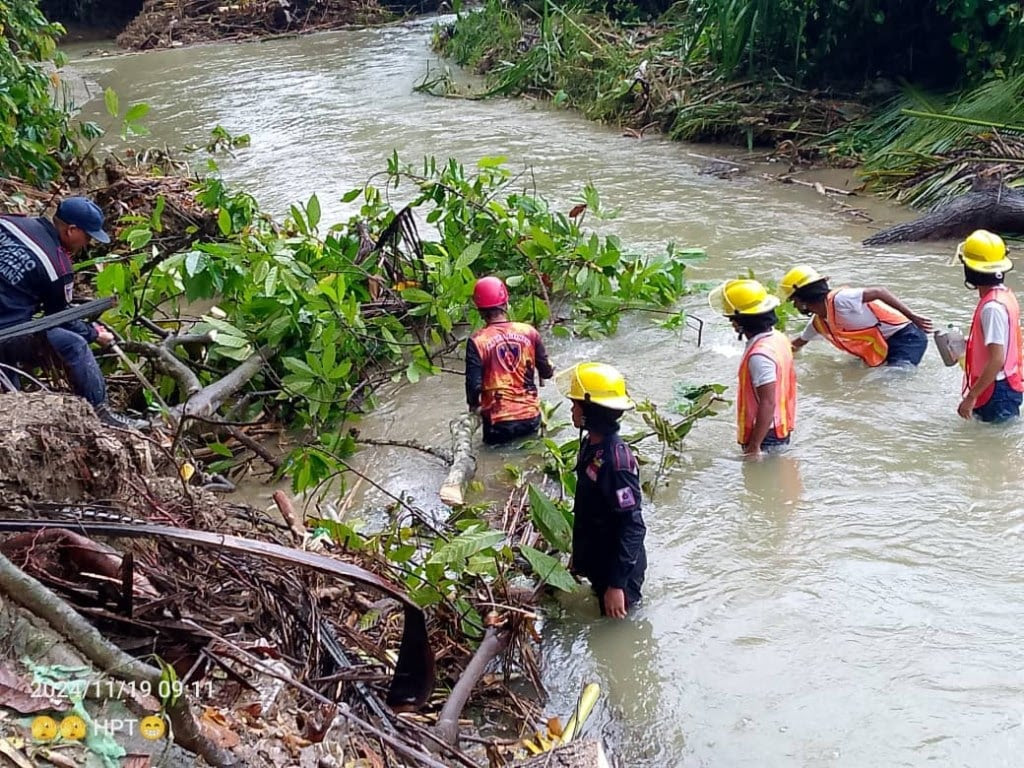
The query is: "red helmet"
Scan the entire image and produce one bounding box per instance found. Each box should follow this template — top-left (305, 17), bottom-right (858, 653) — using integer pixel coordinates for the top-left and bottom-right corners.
top-left (472, 276), bottom-right (509, 309)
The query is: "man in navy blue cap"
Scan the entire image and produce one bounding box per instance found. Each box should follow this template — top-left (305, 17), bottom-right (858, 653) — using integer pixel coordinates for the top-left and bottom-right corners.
top-left (0, 197), bottom-right (147, 429)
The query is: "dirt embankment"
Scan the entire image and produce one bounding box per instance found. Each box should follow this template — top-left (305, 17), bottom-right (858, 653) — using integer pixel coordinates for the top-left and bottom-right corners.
top-left (116, 0), bottom-right (393, 50)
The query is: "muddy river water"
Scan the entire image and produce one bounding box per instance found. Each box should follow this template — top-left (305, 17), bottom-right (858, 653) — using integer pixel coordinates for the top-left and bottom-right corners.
top-left (66, 18), bottom-right (1024, 767)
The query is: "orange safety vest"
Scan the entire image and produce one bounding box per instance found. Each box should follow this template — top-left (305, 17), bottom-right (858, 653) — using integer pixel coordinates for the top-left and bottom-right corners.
top-left (964, 287), bottom-right (1024, 406)
top-left (737, 330), bottom-right (797, 445)
top-left (470, 321), bottom-right (543, 424)
top-left (811, 289), bottom-right (910, 367)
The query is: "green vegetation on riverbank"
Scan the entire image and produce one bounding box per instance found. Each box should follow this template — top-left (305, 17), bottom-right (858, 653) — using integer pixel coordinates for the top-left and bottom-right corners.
top-left (433, 0), bottom-right (1024, 207)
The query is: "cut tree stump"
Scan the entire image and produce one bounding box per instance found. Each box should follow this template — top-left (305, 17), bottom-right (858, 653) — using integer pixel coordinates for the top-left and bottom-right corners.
top-left (864, 185), bottom-right (1024, 245)
top-left (439, 412), bottom-right (480, 507)
top-left (515, 740), bottom-right (611, 768)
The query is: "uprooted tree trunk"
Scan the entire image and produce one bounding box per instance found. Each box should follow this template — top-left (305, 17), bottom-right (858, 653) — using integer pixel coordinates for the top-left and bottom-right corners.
top-left (864, 184), bottom-right (1024, 245)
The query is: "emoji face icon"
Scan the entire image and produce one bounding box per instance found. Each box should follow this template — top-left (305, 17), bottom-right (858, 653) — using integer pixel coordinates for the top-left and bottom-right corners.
top-left (59, 715), bottom-right (87, 741)
top-left (139, 715), bottom-right (166, 741)
top-left (30, 715), bottom-right (58, 741)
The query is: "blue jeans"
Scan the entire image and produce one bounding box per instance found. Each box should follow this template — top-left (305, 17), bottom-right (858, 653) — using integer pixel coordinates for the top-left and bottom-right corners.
top-left (973, 378), bottom-right (1023, 423)
top-left (885, 323), bottom-right (928, 366)
top-left (0, 328), bottom-right (107, 406)
top-left (760, 433), bottom-right (791, 451)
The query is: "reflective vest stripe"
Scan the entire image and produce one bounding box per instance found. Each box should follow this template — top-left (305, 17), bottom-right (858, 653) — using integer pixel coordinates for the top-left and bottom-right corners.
top-left (964, 288), bottom-right (1024, 406)
top-left (0, 218), bottom-right (58, 283)
top-left (737, 330), bottom-right (797, 445)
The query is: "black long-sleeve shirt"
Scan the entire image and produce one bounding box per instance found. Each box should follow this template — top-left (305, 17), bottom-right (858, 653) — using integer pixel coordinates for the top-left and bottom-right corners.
top-left (572, 431), bottom-right (646, 591)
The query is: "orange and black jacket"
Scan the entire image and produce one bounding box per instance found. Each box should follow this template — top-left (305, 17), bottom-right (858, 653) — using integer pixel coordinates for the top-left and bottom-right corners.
top-left (465, 321), bottom-right (553, 424)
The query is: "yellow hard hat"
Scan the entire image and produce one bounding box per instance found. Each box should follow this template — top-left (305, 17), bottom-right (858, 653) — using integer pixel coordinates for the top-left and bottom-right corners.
top-left (560, 362), bottom-right (636, 411)
top-left (779, 265), bottom-right (824, 300)
top-left (708, 279), bottom-right (781, 316)
top-left (957, 229), bottom-right (1011, 274)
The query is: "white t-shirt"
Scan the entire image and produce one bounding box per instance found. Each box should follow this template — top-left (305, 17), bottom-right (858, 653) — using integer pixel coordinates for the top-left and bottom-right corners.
top-left (800, 288), bottom-right (908, 342)
top-left (979, 291), bottom-right (1010, 380)
top-left (746, 331), bottom-right (778, 428)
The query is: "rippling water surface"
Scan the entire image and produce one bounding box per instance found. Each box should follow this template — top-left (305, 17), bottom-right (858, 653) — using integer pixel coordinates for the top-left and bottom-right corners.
top-left (69, 21), bottom-right (1024, 766)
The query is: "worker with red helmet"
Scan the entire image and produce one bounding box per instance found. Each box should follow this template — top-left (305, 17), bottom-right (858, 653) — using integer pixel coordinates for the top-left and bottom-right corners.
top-left (466, 276), bottom-right (554, 444)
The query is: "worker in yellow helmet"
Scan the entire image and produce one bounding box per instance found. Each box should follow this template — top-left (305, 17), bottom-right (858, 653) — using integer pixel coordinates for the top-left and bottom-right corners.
top-left (779, 266), bottom-right (932, 367)
top-left (563, 362), bottom-right (645, 619)
top-left (709, 279), bottom-right (797, 458)
top-left (955, 230), bottom-right (1024, 422)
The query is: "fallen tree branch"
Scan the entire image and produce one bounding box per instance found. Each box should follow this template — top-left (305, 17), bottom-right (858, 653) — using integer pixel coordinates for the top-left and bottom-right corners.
top-left (440, 412), bottom-right (480, 507)
top-left (435, 624), bottom-right (511, 745)
top-left (356, 437), bottom-right (452, 464)
top-left (180, 346), bottom-right (272, 420)
top-left (121, 338), bottom-right (202, 396)
top-left (0, 552), bottom-right (238, 766)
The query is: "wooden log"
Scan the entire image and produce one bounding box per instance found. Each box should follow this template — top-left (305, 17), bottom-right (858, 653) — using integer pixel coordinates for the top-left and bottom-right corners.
top-left (864, 184), bottom-right (1024, 245)
top-left (515, 740), bottom-right (611, 768)
top-left (439, 412), bottom-right (481, 507)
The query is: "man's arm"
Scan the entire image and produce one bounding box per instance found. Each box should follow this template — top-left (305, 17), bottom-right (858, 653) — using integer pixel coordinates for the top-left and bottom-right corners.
top-left (861, 287), bottom-right (933, 332)
top-left (792, 319), bottom-right (818, 351)
top-left (959, 343), bottom-right (1005, 419)
top-left (534, 332), bottom-right (554, 380)
top-left (465, 338), bottom-right (483, 412)
top-left (744, 382), bottom-right (776, 457)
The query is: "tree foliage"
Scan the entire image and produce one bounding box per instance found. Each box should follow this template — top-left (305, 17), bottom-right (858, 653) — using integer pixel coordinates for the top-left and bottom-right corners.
top-left (96, 151), bottom-right (704, 491)
top-left (0, 0), bottom-right (74, 182)
top-left (498, 0), bottom-right (1024, 87)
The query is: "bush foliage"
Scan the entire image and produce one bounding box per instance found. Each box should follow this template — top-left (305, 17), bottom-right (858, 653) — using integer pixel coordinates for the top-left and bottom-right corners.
top-left (0, 0), bottom-right (74, 182)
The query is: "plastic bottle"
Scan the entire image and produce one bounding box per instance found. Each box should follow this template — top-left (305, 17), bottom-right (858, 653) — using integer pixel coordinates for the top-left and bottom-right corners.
top-left (934, 324), bottom-right (966, 367)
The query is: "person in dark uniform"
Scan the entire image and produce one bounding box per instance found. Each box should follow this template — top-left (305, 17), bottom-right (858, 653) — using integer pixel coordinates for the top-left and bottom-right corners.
top-left (565, 362), bottom-right (646, 619)
top-left (0, 197), bottom-right (147, 429)
top-left (465, 275), bottom-right (554, 445)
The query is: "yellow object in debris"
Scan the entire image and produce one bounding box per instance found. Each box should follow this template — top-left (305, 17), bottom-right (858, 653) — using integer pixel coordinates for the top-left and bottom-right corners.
top-left (180, 462), bottom-right (196, 481)
top-left (560, 682), bottom-right (601, 744)
top-left (393, 280), bottom-right (421, 291)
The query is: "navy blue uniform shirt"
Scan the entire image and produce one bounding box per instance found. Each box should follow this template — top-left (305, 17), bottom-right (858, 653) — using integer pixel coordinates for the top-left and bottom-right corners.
top-left (0, 215), bottom-right (96, 341)
top-left (572, 431), bottom-right (647, 593)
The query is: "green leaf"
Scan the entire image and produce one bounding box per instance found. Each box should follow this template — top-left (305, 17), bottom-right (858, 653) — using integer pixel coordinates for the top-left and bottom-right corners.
top-left (103, 87), bottom-right (119, 118)
top-left (427, 528), bottom-right (506, 566)
top-left (206, 442), bottom-right (233, 457)
top-left (184, 251), bottom-right (204, 277)
top-left (528, 484), bottom-right (572, 551)
top-left (124, 103), bottom-right (150, 123)
top-left (520, 545), bottom-right (577, 592)
top-left (454, 242), bottom-right (483, 271)
top-left (217, 208), bottom-right (232, 236)
top-left (341, 188), bottom-right (361, 203)
top-left (477, 155), bottom-right (508, 169)
top-left (306, 194), bottom-right (321, 230)
top-left (401, 288), bottom-right (433, 304)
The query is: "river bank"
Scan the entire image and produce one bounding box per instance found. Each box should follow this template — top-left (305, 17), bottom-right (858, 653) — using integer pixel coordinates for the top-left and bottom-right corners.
top-left (433, 1), bottom-right (1024, 220)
